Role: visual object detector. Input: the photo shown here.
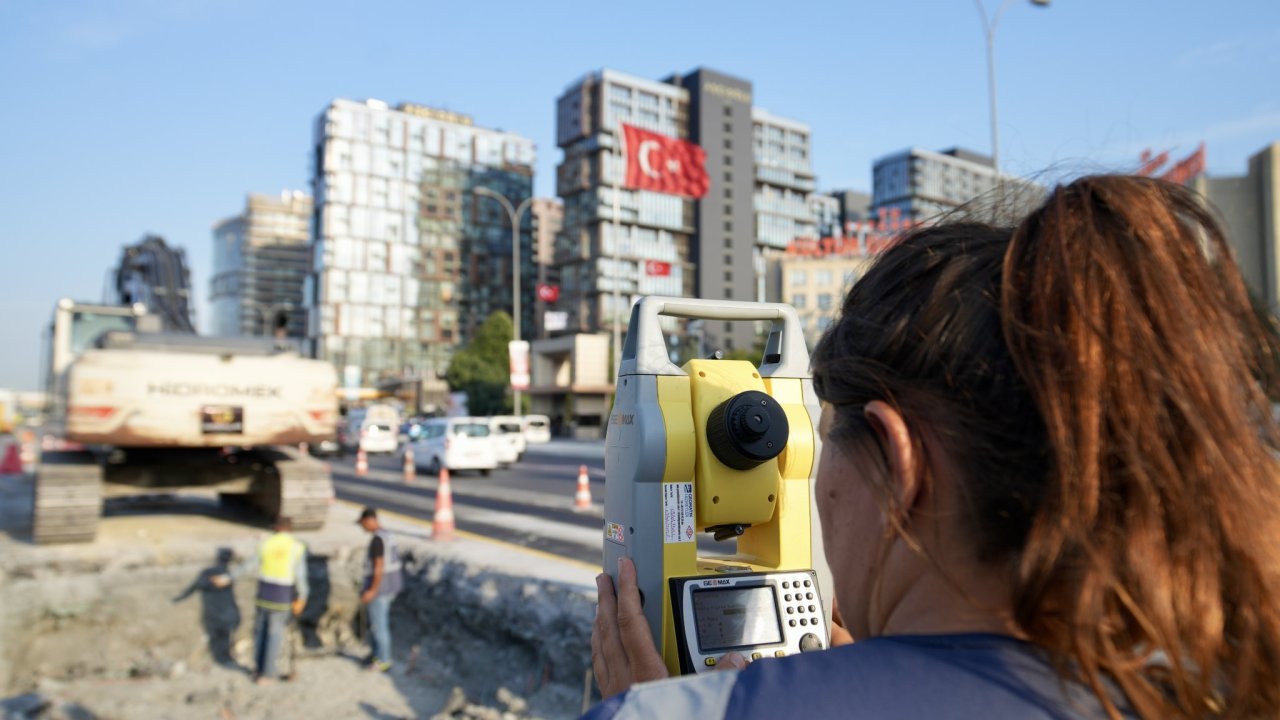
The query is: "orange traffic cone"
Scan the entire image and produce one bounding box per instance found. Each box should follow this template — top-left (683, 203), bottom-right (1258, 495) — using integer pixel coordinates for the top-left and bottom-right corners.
top-left (355, 448), bottom-right (368, 477)
top-left (0, 444), bottom-right (22, 475)
top-left (432, 466), bottom-right (455, 541)
top-left (574, 465), bottom-right (593, 510)
top-left (403, 448), bottom-right (416, 483)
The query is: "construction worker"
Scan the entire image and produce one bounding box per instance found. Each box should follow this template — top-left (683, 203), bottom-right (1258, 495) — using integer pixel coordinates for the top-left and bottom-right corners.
top-left (357, 507), bottom-right (403, 672)
top-left (214, 515), bottom-right (309, 685)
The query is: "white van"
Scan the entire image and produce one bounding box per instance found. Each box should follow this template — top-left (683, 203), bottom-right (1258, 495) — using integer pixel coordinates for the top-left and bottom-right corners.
top-left (489, 415), bottom-right (527, 465)
top-left (523, 414), bottom-right (551, 444)
top-left (409, 417), bottom-right (497, 475)
top-left (353, 403), bottom-right (401, 454)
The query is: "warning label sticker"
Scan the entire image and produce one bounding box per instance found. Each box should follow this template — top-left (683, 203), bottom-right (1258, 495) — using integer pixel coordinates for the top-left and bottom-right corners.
top-left (605, 522), bottom-right (626, 546)
top-left (663, 483), bottom-right (695, 544)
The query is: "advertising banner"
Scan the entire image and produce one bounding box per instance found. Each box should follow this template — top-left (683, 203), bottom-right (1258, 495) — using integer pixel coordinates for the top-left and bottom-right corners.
top-left (509, 340), bottom-right (530, 391)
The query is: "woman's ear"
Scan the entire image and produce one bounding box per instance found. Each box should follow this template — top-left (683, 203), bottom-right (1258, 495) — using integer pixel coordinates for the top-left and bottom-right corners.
top-left (863, 400), bottom-right (924, 520)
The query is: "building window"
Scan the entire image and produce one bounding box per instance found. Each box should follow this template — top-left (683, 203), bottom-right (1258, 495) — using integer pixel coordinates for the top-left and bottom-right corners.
top-left (817, 316), bottom-right (833, 332)
top-left (792, 294), bottom-right (807, 309)
top-left (724, 270), bottom-right (733, 282)
top-left (818, 293), bottom-right (832, 310)
top-left (724, 139), bottom-right (732, 149)
top-left (724, 221), bottom-right (732, 231)
top-left (724, 238), bottom-right (733, 248)
top-left (816, 270), bottom-right (832, 286)
top-left (724, 155), bottom-right (732, 166)
top-left (790, 269), bottom-right (807, 285)
top-left (724, 171), bottom-right (732, 182)
top-left (723, 107), bottom-right (732, 117)
top-left (724, 122), bottom-right (732, 132)
top-left (724, 188), bottom-right (732, 199)
top-left (724, 288), bottom-right (733, 299)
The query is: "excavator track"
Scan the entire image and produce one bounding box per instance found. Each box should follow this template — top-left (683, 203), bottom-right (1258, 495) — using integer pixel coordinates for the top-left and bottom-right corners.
top-left (250, 446), bottom-right (332, 531)
top-left (33, 450), bottom-right (104, 544)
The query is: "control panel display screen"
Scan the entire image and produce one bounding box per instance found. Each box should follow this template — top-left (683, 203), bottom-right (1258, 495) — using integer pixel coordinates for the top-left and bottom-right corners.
top-left (692, 586), bottom-right (782, 652)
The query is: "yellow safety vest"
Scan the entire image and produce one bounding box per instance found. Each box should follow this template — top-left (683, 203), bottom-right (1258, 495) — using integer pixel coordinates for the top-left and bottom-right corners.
top-left (256, 532), bottom-right (304, 610)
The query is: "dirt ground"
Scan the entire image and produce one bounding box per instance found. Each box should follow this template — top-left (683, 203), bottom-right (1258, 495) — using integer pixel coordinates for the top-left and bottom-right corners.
top-left (0, 468), bottom-right (598, 720)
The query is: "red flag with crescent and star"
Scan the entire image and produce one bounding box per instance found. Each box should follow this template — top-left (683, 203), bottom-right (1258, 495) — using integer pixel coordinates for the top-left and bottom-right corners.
top-left (621, 124), bottom-right (709, 199)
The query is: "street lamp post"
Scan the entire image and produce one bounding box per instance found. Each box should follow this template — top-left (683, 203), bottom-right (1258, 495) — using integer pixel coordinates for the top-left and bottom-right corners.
top-left (474, 186), bottom-right (534, 415)
top-left (973, 0), bottom-right (1050, 176)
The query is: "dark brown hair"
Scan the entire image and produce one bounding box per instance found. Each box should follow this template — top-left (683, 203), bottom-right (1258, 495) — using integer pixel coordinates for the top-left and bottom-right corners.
top-left (811, 175), bottom-right (1280, 719)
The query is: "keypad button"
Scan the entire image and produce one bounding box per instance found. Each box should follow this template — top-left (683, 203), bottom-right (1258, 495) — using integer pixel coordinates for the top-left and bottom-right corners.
top-left (806, 592), bottom-right (814, 600)
top-left (799, 618), bottom-right (808, 626)
top-left (808, 605), bottom-right (816, 613)
top-left (789, 620), bottom-right (797, 627)
top-left (751, 652), bottom-right (763, 660)
top-left (782, 581), bottom-right (790, 589)
top-left (803, 580), bottom-right (812, 588)
top-left (775, 650), bottom-right (786, 658)
top-left (786, 606), bottom-right (793, 614)
top-left (784, 594), bottom-right (791, 602)
top-left (705, 657), bottom-right (717, 667)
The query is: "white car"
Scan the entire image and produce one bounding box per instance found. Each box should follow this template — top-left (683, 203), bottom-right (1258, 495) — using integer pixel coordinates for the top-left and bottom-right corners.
top-left (523, 414), bottom-right (551, 444)
top-left (356, 420), bottom-right (399, 455)
top-left (409, 417), bottom-right (497, 476)
top-left (489, 415), bottom-right (527, 465)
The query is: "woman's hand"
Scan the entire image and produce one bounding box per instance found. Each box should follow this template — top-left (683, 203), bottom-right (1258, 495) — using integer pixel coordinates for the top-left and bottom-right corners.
top-left (830, 597), bottom-right (854, 646)
top-left (591, 557), bottom-right (670, 697)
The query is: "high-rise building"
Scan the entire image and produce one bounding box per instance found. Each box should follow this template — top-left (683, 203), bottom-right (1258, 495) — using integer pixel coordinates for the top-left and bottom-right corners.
top-left (808, 193), bottom-right (843, 239)
top-left (307, 98), bottom-right (536, 385)
top-left (210, 191), bottom-right (312, 339)
top-left (1193, 142), bottom-right (1280, 312)
top-left (872, 147), bottom-right (1038, 223)
top-left (553, 67), bottom-right (816, 354)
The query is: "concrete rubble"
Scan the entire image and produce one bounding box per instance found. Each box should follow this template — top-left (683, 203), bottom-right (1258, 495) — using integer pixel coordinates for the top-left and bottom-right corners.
top-left (0, 473), bottom-right (602, 719)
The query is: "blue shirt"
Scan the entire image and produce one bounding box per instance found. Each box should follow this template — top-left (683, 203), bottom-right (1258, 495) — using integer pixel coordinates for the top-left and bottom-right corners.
top-left (583, 634), bottom-right (1132, 719)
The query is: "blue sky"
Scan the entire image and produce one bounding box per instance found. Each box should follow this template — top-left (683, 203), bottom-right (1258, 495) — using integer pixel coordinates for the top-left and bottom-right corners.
top-left (1, 0), bottom-right (1277, 390)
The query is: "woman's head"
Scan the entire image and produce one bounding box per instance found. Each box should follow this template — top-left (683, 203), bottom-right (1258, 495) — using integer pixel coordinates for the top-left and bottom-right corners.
top-left (811, 175), bottom-right (1280, 719)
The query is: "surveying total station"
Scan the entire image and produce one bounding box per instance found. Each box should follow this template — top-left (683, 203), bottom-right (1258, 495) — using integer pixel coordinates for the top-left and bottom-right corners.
top-left (604, 296), bottom-right (831, 675)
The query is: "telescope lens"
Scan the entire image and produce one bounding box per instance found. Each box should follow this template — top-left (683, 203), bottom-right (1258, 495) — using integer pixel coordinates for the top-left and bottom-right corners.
top-left (707, 391), bottom-right (789, 470)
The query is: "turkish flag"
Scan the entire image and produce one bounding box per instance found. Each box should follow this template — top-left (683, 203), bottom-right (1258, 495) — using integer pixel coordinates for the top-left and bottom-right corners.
top-left (621, 124), bottom-right (709, 199)
top-left (644, 260), bottom-right (672, 277)
top-left (536, 283), bottom-right (560, 303)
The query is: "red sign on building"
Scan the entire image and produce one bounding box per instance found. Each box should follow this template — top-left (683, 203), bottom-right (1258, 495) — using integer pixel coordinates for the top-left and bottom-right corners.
top-left (536, 283), bottom-right (560, 303)
top-left (644, 260), bottom-right (672, 277)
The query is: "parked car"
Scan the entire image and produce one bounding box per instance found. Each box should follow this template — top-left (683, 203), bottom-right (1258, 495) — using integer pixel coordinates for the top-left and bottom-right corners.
top-left (489, 415), bottom-right (527, 465)
top-left (523, 414), bottom-right (551, 444)
top-left (345, 403), bottom-right (402, 455)
top-left (409, 417), bottom-right (497, 475)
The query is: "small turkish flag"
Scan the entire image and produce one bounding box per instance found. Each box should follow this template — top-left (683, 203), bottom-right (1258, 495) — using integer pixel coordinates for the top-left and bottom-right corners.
top-left (536, 283), bottom-right (560, 303)
top-left (644, 260), bottom-right (672, 277)
top-left (621, 124), bottom-right (709, 199)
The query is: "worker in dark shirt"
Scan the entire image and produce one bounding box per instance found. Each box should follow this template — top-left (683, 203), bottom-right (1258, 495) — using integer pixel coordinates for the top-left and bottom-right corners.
top-left (357, 507), bottom-right (403, 672)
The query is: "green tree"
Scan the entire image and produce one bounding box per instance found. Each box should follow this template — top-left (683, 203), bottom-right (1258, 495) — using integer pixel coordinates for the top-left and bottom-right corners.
top-left (445, 311), bottom-right (513, 415)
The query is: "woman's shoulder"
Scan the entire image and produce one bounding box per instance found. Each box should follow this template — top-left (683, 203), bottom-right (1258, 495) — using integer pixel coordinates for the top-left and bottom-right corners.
top-left (581, 634), bottom-right (1127, 720)
top-left (727, 633), bottom-right (1125, 719)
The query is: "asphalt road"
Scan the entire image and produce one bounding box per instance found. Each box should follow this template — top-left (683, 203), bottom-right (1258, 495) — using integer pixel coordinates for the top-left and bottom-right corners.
top-left (329, 438), bottom-right (738, 567)
top-left (330, 439), bottom-right (608, 565)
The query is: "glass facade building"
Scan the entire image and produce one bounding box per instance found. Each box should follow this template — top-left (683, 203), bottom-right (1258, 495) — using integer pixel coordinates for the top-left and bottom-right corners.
top-left (210, 191), bottom-right (312, 341)
top-left (308, 98), bottom-right (536, 385)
